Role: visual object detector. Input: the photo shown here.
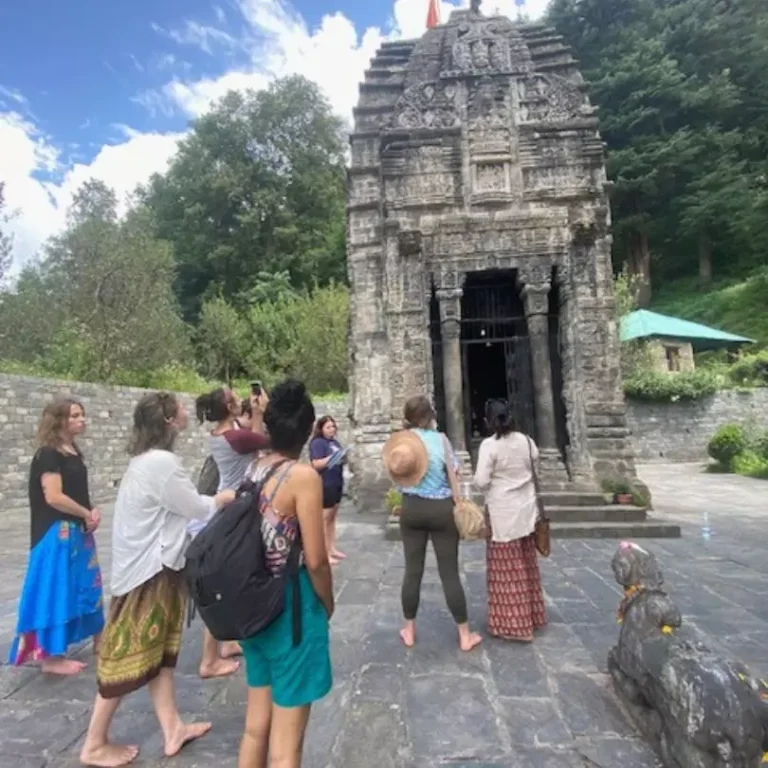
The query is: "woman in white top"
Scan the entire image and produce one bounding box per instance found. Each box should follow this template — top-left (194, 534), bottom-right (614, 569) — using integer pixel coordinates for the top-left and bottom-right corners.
top-left (79, 392), bottom-right (235, 768)
top-left (473, 399), bottom-right (547, 643)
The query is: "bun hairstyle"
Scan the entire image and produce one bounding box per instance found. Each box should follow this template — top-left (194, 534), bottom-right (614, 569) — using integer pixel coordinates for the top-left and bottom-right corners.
top-left (195, 388), bottom-right (229, 424)
top-left (264, 379), bottom-right (315, 456)
top-left (485, 398), bottom-right (515, 439)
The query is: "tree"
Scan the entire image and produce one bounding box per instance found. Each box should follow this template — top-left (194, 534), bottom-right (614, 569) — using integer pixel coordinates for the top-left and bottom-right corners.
top-left (0, 179), bottom-right (190, 381)
top-left (0, 182), bottom-right (14, 284)
top-left (547, 0), bottom-right (768, 301)
top-left (142, 75), bottom-right (347, 320)
top-left (196, 296), bottom-right (249, 383)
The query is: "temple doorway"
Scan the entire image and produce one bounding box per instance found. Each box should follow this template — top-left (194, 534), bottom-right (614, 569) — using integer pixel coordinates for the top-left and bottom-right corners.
top-left (429, 268), bottom-right (568, 461)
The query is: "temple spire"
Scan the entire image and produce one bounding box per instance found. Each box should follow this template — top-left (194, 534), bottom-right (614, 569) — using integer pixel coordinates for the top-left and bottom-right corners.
top-left (426, 0), bottom-right (440, 29)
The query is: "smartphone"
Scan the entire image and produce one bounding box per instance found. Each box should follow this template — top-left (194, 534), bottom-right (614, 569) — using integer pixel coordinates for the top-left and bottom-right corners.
top-left (250, 381), bottom-right (262, 397)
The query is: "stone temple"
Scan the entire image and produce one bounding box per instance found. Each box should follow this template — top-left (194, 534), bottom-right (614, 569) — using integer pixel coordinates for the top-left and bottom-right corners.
top-left (346, 6), bottom-right (673, 535)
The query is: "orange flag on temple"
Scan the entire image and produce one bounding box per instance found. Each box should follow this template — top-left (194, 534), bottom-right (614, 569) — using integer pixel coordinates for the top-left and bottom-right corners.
top-left (426, 0), bottom-right (440, 28)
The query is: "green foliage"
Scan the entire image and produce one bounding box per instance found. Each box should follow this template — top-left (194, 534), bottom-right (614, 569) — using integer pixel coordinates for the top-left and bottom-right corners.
top-left (0, 182), bottom-right (13, 285)
top-left (752, 431), bottom-right (768, 462)
top-left (548, 0), bottom-right (768, 298)
top-left (0, 180), bottom-right (191, 383)
top-left (726, 350), bottom-right (768, 387)
top-left (385, 488), bottom-right (403, 513)
top-left (196, 296), bottom-right (250, 384)
top-left (141, 76), bottom-right (347, 320)
top-left (707, 424), bottom-right (748, 467)
top-left (730, 450), bottom-right (768, 479)
top-left (624, 368), bottom-right (721, 402)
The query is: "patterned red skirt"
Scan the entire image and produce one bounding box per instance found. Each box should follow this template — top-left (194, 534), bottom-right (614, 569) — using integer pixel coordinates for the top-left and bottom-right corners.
top-left (486, 534), bottom-right (547, 641)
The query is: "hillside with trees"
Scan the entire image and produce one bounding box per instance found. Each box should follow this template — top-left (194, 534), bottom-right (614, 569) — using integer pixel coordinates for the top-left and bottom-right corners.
top-left (548, 0), bottom-right (768, 336)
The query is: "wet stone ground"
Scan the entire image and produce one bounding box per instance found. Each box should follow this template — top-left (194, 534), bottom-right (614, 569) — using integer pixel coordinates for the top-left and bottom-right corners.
top-left (0, 463), bottom-right (767, 767)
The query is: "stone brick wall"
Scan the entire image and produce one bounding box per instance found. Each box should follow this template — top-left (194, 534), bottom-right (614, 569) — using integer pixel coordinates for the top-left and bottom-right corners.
top-left (626, 389), bottom-right (768, 462)
top-left (0, 374), bottom-right (349, 514)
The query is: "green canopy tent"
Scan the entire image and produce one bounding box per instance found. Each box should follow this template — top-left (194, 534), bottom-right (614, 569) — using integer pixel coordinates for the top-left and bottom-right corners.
top-left (619, 309), bottom-right (754, 353)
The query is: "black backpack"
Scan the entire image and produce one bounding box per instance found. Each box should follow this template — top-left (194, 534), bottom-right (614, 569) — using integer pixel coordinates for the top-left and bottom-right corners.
top-left (184, 460), bottom-right (302, 644)
top-left (196, 455), bottom-right (220, 496)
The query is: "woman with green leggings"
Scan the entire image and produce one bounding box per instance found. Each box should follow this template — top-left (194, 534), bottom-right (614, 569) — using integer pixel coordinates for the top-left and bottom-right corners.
top-left (384, 395), bottom-right (482, 652)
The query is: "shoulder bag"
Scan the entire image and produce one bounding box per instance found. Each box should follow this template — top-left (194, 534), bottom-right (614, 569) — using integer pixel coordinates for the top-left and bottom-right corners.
top-left (443, 434), bottom-right (486, 541)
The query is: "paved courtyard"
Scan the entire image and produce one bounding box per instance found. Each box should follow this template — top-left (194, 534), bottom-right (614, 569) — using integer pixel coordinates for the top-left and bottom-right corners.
top-left (1, 463), bottom-right (767, 767)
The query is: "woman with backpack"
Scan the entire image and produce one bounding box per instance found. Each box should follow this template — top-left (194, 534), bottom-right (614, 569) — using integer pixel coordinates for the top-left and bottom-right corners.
top-left (193, 385), bottom-right (270, 679)
top-left (236, 379), bottom-right (334, 768)
top-left (79, 392), bottom-right (235, 768)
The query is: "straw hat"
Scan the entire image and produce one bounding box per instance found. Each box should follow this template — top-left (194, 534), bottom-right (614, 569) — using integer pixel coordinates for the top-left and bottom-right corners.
top-left (382, 430), bottom-right (428, 487)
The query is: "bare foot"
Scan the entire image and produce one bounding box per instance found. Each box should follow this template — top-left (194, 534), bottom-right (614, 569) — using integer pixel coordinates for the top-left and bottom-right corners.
top-left (331, 549), bottom-right (346, 560)
top-left (199, 658), bottom-right (239, 679)
top-left (459, 632), bottom-right (483, 652)
top-left (79, 743), bottom-right (139, 767)
top-left (164, 721), bottom-right (212, 758)
top-left (42, 657), bottom-right (86, 675)
top-left (399, 627), bottom-right (415, 648)
top-left (329, 556), bottom-right (341, 566)
top-left (220, 640), bottom-right (242, 659)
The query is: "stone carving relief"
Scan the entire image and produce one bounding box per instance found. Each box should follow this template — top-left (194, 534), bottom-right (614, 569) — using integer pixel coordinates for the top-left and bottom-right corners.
top-left (468, 77), bottom-right (509, 129)
top-left (473, 162), bottom-right (510, 194)
top-left (517, 73), bottom-right (590, 124)
top-left (389, 82), bottom-right (459, 131)
top-left (442, 21), bottom-right (515, 77)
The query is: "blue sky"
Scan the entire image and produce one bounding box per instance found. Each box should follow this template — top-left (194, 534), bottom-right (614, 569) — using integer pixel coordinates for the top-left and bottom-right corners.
top-left (0, 0), bottom-right (547, 269)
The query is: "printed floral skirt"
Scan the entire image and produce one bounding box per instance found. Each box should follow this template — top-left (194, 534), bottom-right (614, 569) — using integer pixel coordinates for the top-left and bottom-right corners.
top-left (96, 568), bottom-right (185, 699)
top-left (486, 534), bottom-right (547, 642)
top-left (9, 521), bottom-right (105, 665)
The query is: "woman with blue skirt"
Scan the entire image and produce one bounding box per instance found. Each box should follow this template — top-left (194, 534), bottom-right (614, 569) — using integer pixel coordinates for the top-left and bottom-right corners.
top-left (8, 396), bottom-right (104, 675)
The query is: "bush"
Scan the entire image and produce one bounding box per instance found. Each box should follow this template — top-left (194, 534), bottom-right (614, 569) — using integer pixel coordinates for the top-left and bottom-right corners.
top-left (753, 430), bottom-right (768, 461)
top-left (727, 350), bottom-right (768, 387)
top-left (731, 450), bottom-right (768, 479)
top-left (624, 369), bottom-right (721, 402)
top-left (385, 488), bottom-right (402, 513)
top-left (707, 424), bottom-right (748, 467)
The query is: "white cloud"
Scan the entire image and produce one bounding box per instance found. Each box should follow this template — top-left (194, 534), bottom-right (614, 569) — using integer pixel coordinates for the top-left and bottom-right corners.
top-left (0, 110), bottom-right (181, 270)
top-left (2, 0), bottom-right (552, 272)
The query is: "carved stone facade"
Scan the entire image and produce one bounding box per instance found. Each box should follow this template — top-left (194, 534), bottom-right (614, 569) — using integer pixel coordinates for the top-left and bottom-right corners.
top-left (347, 10), bottom-right (638, 507)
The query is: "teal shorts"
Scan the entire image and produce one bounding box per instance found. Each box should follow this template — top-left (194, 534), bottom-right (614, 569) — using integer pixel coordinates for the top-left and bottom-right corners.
top-left (239, 567), bottom-right (332, 708)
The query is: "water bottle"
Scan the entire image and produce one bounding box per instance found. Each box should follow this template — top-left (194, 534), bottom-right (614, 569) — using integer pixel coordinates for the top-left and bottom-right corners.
top-left (701, 510), bottom-right (712, 542)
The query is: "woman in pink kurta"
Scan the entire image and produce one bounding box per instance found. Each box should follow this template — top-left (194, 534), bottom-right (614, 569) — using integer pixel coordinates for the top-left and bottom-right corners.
top-left (473, 399), bottom-right (547, 642)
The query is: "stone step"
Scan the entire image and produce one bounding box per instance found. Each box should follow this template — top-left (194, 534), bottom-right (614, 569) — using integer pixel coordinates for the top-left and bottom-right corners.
top-left (385, 516), bottom-right (680, 542)
top-left (546, 505), bottom-right (648, 523)
top-left (551, 519), bottom-right (681, 539)
top-left (541, 491), bottom-right (608, 507)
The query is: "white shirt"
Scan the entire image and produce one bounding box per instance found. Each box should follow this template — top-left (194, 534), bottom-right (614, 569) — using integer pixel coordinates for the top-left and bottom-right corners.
top-left (111, 449), bottom-right (216, 597)
top-left (473, 432), bottom-right (540, 543)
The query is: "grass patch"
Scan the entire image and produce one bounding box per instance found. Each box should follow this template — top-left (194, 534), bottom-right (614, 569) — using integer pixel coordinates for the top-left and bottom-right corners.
top-left (652, 269), bottom-right (768, 346)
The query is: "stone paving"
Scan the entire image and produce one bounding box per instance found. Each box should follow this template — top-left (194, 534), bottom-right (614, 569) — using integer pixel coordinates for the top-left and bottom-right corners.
top-left (1, 463), bottom-right (767, 767)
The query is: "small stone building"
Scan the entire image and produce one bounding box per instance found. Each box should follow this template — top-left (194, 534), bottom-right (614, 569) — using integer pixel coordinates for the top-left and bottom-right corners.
top-left (620, 309), bottom-right (753, 375)
top-left (346, 7), bottom-right (638, 507)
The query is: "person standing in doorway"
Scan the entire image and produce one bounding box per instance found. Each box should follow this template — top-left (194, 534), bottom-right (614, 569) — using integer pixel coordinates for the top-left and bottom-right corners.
top-left (309, 416), bottom-right (346, 565)
top-left (8, 397), bottom-right (104, 675)
top-left (473, 399), bottom-right (547, 642)
top-left (79, 392), bottom-right (235, 767)
top-left (383, 395), bottom-right (481, 652)
top-left (193, 385), bottom-right (270, 679)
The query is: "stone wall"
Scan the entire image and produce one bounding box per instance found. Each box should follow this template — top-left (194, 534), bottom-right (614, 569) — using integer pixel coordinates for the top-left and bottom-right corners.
top-left (0, 374), bottom-right (349, 514)
top-left (626, 389), bottom-right (768, 462)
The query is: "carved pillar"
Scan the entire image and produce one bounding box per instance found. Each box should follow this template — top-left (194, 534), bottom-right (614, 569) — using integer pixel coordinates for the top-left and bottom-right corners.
top-left (436, 288), bottom-right (466, 453)
top-left (521, 281), bottom-right (558, 451)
